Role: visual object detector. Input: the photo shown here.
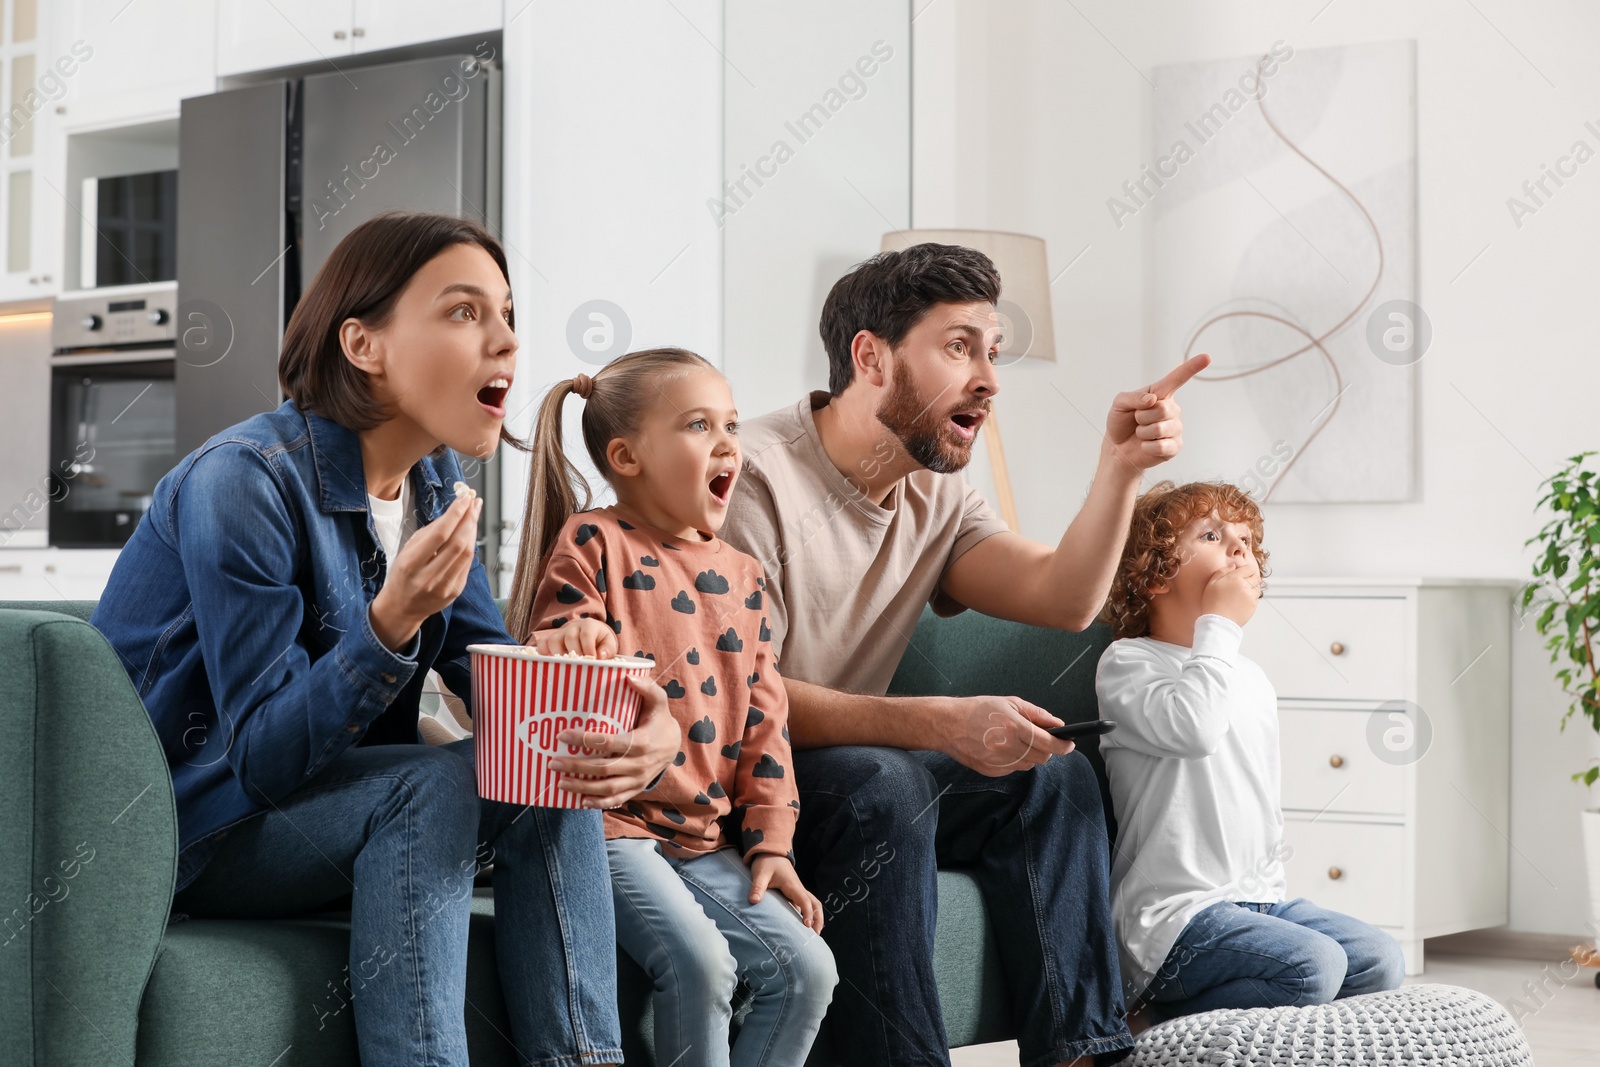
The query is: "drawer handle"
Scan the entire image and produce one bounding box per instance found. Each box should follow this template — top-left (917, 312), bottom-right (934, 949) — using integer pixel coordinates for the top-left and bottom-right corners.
top-left (1329, 754), bottom-right (1344, 769)
top-left (1328, 866), bottom-right (1343, 880)
top-left (1329, 641), bottom-right (1345, 656)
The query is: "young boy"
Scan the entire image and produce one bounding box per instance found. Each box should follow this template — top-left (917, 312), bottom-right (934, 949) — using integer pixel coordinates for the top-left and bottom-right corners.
top-left (1094, 480), bottom-right (1404, 1021)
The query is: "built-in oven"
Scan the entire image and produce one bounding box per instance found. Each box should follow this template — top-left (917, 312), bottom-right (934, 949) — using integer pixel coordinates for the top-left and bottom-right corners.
top-left (48, 284), bottom-right (177, 547)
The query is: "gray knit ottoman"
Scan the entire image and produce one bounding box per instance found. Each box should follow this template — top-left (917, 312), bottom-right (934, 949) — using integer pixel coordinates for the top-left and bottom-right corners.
top-left (1129, 984), bottom-right (1533, 1065)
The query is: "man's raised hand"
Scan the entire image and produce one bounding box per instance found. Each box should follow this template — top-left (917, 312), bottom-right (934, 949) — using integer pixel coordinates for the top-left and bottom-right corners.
top-left (1104, 353), bottom-right (1211, 473)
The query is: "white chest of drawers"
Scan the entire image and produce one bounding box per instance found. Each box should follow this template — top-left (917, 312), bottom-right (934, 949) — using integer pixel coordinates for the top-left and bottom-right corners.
top-left (1243, 578), bottom-right (1516, 974)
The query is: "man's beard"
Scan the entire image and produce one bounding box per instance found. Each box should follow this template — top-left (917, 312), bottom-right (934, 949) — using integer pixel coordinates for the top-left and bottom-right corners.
top-left (874, 360), bottom-right (987, 475)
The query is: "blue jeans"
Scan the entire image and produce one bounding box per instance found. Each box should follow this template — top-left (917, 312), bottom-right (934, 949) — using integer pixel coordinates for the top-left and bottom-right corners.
top-left (1144, 898), bottom-right (1406, 1020)
top-left (608, 838), bottom-right (837, 1067)
top-left (172, 737), bottom-right (622, 1067)
top-left (791, 747), bottom-right (1133, 1067)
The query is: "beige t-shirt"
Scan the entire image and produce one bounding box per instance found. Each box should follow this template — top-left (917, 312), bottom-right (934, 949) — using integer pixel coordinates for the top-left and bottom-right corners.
top-left (720, 391), bottom-right (1010, 696)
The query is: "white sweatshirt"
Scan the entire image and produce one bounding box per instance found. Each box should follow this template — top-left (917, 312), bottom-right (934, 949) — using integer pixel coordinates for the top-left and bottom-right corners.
top-left (1094, 613), bottom-right (1287, 997)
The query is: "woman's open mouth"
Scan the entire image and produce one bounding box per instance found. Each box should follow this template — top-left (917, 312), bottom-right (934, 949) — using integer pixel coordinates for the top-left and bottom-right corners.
top-left (476, 377), bottom-right (511, 418)
top-left (949, 410), bottom-right (985, 442)
top-left (708, 469), bottom-right (736, 506)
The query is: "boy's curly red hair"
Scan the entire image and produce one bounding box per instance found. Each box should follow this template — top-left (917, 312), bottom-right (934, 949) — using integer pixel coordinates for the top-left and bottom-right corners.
top-left (1101, 480), bottom-right (1271, 640)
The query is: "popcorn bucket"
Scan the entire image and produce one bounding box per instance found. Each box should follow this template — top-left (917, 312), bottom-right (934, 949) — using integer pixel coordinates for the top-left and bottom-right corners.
top-left (467, 644), bottom-right (654, 808)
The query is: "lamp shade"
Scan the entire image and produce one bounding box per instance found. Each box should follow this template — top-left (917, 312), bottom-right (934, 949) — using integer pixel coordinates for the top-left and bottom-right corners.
top-left (880, 228), bottom-right (1055, 362)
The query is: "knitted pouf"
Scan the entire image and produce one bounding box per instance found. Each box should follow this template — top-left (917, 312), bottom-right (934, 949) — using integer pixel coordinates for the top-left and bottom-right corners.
top-left (1129, 984), bottom-right (1533, 1066)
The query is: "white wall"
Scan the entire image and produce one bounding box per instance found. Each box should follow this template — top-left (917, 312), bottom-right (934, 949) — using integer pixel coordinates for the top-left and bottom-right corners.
top-left (499, 0), bottom-right (911, 576)
top-left (721, 1), bottom-right (911, 418)
top-left (499, 0), bottom-right (724, 587)
top-left (912, 0), bottom-right (1600, 936)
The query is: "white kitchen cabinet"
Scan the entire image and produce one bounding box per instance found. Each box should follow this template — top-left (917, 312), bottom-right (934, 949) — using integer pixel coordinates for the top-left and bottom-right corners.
top-left (25, 0), bottom-right (214, 304)
top-left (0, 0), bottom-right (60, 301)
top-left (216, 0), bottom-right (347, 78)
top-left (0, 556), bottom-right (60, 600)
top-left (53, 0), bottom-right (216, 127)
top-left (0, 549), bottom-right (120, 602)
top-left (349, 0), bottom-right (501, 55)
top-left (1247, 578), bottom-right (1516, 975)
top-left (218, 0), bottom-right (501, 77)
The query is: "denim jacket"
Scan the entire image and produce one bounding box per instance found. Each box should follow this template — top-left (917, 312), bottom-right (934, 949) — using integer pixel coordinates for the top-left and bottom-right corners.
top-left (90, 401), bottom-right (513, 890)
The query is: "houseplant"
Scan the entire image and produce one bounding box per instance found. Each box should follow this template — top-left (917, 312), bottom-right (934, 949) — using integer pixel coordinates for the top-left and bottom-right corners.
top-left (1522, 450), bottom-right (1600, 968)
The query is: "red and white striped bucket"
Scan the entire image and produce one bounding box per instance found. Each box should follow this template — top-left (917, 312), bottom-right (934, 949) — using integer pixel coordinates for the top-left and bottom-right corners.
top-left (467, 644), bottom-right (654, 808)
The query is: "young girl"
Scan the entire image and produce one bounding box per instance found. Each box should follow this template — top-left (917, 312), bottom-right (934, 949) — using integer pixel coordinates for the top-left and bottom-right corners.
top-left (506, 348), bottom-right (838, 1067)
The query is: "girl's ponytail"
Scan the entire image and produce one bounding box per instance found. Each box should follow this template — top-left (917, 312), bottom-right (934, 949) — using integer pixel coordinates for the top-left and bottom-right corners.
top-left (505, 376), bottom-right (591, 641)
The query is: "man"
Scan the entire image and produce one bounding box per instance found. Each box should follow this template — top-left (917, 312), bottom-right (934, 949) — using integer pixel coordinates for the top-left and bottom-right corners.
top-left (720, 242), bottom-right (1207, 1067)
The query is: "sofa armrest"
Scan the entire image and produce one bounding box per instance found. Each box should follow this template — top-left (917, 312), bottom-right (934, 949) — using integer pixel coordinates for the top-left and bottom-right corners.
top-left (0, 609), bottom-right (177, 1066)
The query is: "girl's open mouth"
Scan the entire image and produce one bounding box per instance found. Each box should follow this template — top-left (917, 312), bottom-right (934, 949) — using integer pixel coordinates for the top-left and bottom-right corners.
top-left (709, 469), bottom-right (735, 505)
top-left (477, 377), bottom-right (510, 418)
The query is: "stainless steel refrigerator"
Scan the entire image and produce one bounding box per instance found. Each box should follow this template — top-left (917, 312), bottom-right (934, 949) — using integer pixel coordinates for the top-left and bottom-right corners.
top-left (176, 52), bottom-right (502, 577)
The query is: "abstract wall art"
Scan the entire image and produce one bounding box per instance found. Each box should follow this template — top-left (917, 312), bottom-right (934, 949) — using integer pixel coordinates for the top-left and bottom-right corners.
top-left (1142, 39), bottom-right (1419, 503)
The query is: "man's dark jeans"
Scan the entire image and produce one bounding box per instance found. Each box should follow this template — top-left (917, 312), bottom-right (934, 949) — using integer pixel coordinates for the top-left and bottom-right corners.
top-left (791, 746), bottom-right (1133, 1067)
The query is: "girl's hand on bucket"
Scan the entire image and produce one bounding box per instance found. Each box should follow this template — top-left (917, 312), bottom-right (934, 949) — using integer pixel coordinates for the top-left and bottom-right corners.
top-left (551, 676), bottom-right (676, 808)
top-left (530, 617), bottom-right (618, 659)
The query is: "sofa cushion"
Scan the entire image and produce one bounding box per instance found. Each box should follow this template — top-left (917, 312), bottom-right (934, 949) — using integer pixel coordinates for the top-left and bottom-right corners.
top-left (139, 897), bottom-right (527, 1067)
top-left (138, 876), bottom-right (1006, 1067)
top-left (2, 600), bottom-right (96, 623)
top-left (925, 869), bottom-right (1012, 1046)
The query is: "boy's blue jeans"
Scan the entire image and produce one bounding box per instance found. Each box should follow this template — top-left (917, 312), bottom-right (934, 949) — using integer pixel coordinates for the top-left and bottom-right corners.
top-left (607, 837), bottom-right (838, 1067)
top-left (1144, 897), bottom-right (1407, 1020)
top-left (172, 737), bottom-right (622, 1067)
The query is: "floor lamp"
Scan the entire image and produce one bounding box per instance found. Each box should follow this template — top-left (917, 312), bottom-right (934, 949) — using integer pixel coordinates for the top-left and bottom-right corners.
top-left (879, 229), bottom-right (1056, 533)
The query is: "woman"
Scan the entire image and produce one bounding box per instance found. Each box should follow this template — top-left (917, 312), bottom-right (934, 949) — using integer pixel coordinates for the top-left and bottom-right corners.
top-left (90, 211), bottom-right (677, 1066)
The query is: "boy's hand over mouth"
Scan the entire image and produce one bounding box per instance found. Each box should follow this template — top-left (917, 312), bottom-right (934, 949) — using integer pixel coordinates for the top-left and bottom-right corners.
top-left (1200, 563), bottom-right (1262, 627)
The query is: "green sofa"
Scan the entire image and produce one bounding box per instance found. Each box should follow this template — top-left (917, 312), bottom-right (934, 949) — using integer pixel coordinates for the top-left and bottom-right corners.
top-left (0, 599), bottom-right (1116, 1066)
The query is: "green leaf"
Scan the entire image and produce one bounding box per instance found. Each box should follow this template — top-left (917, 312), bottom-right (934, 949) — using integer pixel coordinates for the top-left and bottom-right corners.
top-left (1526, 452), bottom-right (1600, 765)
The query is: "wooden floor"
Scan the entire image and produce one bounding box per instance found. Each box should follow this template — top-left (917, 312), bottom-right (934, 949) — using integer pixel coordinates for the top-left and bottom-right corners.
top-left (949, 952), bottom-right (1600, 1066)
